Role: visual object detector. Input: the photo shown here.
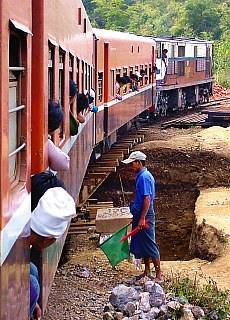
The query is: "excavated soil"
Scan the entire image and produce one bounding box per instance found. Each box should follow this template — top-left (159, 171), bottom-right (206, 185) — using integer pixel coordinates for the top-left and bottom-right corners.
top-left (45, 119), bottom-right (230, 319)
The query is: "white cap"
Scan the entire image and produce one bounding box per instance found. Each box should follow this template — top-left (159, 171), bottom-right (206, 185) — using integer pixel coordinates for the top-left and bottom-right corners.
top-left (31, 187), bottom-right (76, 238)
top-left (135, 71), bottom-right (141, 78)
top-left (122, 151), bottom-right (147, 164)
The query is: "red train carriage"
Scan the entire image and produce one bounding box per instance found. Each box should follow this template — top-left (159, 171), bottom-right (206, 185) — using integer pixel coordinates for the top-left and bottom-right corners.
top-left (93, 28), bottom-right (156, 149)
top-left (31, 0), bottom-right (94, 313)
top-left (0, 0), bottom-right (32, 318)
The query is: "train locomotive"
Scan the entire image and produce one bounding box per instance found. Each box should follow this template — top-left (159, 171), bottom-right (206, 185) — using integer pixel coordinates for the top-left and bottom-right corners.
top-left (153, 36), bottom-right (213, 115)
top-left (0, 0), bottom-right (213, 318)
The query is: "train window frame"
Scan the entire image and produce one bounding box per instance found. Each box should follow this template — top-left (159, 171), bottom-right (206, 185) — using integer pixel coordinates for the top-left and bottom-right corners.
top-left (81, 60), bottom-right (85, 93)
top-left (76, 57), bottom-right (80, 88)
top-left (48, 44), bottom-right (55, 99)
top-left (171, 45), bottom-right (175, 58)
top-left (9, 32), bottom-right (27, 188)
top-left (78, 8), bottom-right (82, 25)
top-left (58, 48), bottom-right (66, 143)
top-left (98, 72), bottom-right (103, 102)
top-left (84, 18), bottom-right (87, 33)
top-left (110, 69), bottom-right (115, 99)
top-left (156, 43), bottom-right (161, 59)
top-left (85, 62), bottom-right (88, 91)
top-left (148, 64), bottom-right (152, 84)
top-left (129, 67), bottom-right (133, 76)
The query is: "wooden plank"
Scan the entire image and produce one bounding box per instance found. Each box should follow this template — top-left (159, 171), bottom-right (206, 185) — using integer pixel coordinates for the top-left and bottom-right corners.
top-left (87, 166), bottom-right (116, 173)
top-left (94, 160), bottom-right (119, 167)
top-left (85, 173), bottom-right (109, 179)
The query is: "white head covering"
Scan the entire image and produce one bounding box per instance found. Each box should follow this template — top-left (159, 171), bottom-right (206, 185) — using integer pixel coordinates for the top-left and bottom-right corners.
top-left (122, 151), bottom-right (147, 164)
top-left (31, 187), bottom-right (76, 238)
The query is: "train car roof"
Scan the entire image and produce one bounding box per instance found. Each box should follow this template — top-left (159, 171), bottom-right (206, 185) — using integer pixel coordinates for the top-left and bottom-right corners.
top-left (151, 36), bottom-right (213, 44)
top-left (93, 28), bottom-right (155, 44)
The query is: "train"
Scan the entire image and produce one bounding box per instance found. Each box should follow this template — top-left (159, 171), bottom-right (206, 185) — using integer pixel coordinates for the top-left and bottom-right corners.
top-left (0, 0), bottom-right (213, 318)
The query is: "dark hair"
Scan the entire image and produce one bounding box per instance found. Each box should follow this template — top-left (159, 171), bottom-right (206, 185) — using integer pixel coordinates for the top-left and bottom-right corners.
top-left (69, 79), bottom-right (78, 98)
top-left (77, 93), bottom-right (89, 111)
top-left (130, 74), bottom-right (138, 81)
top-left (116, 74), bottom-right (121, 82)
top-left (163, 49), bottom-right (168, 53)
top-left (140, 69), bottom-right (146, 75)
top-left (119, 77), bottom-right (127, 85)
top-left (48, 100), bottom-right (64, 132)
top-left (124, 76), bottom-right (132, 84)
top-left (31, 171), bottom-right (66, 211)
top-left (89, 96), bottom-right (94, 104)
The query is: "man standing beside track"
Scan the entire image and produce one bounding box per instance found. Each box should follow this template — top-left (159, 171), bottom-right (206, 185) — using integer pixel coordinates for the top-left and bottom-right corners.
top-left (122, 151), bottom-right (163, 283)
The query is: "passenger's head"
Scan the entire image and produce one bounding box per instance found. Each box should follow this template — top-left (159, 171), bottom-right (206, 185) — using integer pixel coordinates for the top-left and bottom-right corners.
top-left (77, 93), bottom-right (89, 112)
top-left (31, 171), bottom-right (66, 212)
top-left (118, 77), bottom-right (127, 86)
top-left (163, 49), bottom-right (168, 54)
top-left (48, 100), bottom-right (64, 134)
top-left (69, 80), bottom-right (78, 104)
top-left (30, 172), bottom-right (75, 249)
top-left (130, 74), bottom-right (138, 82)
top-left (124, 76), bottom-right (132, 84)
top-left (140, 69), bottom-right (146, 76)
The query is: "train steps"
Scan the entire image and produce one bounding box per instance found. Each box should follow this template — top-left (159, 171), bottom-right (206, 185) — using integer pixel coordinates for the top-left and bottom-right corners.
top-left (77, 135), bottom-right (144, 206)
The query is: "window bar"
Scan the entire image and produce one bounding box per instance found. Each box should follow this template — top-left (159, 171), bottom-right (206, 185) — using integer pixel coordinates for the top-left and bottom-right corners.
top-left (9, 105), bottom-right (25, 113)
top-left (9, 143), bottom-right (26, 158)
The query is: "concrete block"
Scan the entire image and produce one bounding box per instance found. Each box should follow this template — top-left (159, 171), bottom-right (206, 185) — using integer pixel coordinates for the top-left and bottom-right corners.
top-left (96, 207), bottom-right (133, 233)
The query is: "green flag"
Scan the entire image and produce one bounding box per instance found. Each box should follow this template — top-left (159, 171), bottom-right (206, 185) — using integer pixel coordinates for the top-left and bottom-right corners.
top-left (99, 224), bottom-right (130, 268)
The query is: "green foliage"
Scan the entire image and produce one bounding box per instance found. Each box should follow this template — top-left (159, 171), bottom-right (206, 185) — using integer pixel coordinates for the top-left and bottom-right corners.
top-left (163, 271), bottom-right (230, 319)
top-left (214, 39), bottom-right (230, 88)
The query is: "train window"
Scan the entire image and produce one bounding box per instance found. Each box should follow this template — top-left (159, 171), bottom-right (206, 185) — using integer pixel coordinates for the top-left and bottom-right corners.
top-left (98, 72), bottom-right (103, 102)
top-left (84, 19), bottom-right (87, 33)
top-left (194, 46), bottom-right (198, 58)
top-left (178, 46), bottom-right (185, 57)
top-left (85, 62), bottom-right (88, 91)
top-left (178, 61), bottom-right (185, 76)
top-left (76, 57), bottom-right (80, 88)
top-left (167, 60), bottom-right (176, 75)
top-left (149, 64), bottom-right (152, 84)
top-left (48, 46), bottom-right (55, 99)
top-left (171, 45), bottom-right (175, 58)
top-left (110, 70), bottom-right (115, 99)
top-left (123, 68), bottom-right (127, 76)
top-left (135, 66), bottom-right (139, 73)
top-left (129, 67), bottom-right (133, 76)
top-left (132, 46), bottom-right (134, 53)
top-left (137, 46), bottom-right (140, 53)
top-left (59, 50), bottom-right (65, 105)
top-left (9, 33), bottom-right (26, 185)
top-left (69, 54), bottom-right (74, 79)
top-left (81, 61), bottom-right (85, 92)
top-left (156, 43), bottom-right (161, 58)
top-left (196, 59), bottom-right (205, 72)
top-left (78, 8), bottom-right (82, 25)
top-left (88, 64), bottom-right (91, 91)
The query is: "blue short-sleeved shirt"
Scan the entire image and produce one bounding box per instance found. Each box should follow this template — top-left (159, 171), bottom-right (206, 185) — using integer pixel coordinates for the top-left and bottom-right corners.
top-left (135, 168), bottom-right (155, 207)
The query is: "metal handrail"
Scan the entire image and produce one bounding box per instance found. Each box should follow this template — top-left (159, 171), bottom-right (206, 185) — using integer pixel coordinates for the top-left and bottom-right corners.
top-left (9, 143), bottom-right (26, 158)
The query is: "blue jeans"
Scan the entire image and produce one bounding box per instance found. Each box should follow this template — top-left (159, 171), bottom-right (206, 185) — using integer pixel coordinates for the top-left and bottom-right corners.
top-left (30, 263), bottom-right (40, 318)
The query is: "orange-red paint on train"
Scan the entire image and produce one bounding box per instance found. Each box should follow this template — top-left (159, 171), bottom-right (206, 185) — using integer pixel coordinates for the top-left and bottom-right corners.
top-left (0, 0), bottom-right (213, 318)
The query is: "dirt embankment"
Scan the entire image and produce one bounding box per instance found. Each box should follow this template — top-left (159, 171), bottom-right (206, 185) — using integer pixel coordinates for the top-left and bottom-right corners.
top-left (93, 125), bottom-right (230, 290)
